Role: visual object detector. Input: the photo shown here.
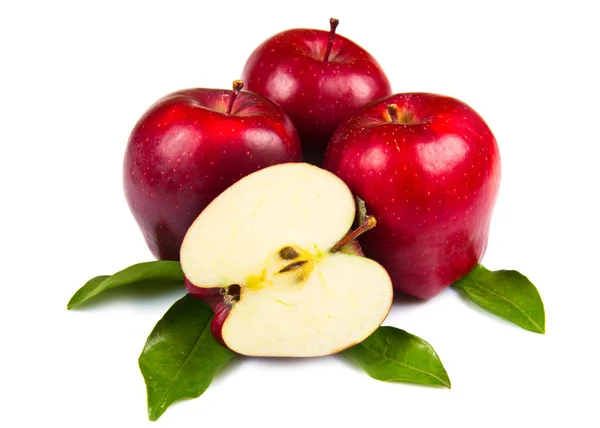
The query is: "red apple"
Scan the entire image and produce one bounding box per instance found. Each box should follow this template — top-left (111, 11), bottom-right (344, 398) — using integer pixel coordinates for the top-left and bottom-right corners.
top-left (123, 80), bottom-right (302, 260)
top-left (241, 18), bottom-right (392, 164)
top-left (323, 93), bottom-right (501, 299)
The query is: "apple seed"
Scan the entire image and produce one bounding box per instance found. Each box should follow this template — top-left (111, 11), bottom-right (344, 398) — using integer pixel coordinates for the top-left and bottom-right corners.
top-left (279, 246), bottom-right (299, 260)
top-left (278, 260), bottom-right (308, 273)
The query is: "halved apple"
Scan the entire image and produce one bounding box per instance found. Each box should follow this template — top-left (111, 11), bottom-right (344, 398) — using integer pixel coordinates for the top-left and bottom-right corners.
top-left (180, 163), bottom-right (392, 357)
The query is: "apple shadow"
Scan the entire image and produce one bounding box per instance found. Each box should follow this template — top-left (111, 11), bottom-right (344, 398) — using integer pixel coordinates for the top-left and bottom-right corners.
top-left (248, 355), bottom-right (325, 369)
top-left (214, 355), bottom-right (247, 379)
top-left (392, 292), bottom-right (429, 308)
top-left (67, 280), bottom-right (186, 311)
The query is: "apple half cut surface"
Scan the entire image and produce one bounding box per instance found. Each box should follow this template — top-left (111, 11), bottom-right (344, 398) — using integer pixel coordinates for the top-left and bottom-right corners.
top-left (181, 163), bottom-right (393, 357)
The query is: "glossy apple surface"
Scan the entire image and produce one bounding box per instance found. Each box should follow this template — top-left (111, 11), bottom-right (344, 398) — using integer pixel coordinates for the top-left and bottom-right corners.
top-left (242, 19), bottom-right (391, 164)
top-left (323, 93), bottom-right (501, 299)
top-left (124, 84), bottom-right (302, 260)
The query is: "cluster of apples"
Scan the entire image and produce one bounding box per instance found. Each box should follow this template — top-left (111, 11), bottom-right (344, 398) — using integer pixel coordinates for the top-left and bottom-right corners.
top-left (123, 19), bottom-right (501, 357)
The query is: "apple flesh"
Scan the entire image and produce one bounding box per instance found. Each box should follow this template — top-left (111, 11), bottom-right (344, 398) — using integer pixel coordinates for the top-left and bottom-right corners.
top-left (241, 18), bottom-right (392, 164)
top-left (181, 163), bottom-right (393, 357)
top-left (323, 93), bottom-right (501, 299)
top-left (123, 81), bottom-right (302, 260)
top-left (185, 215), bottom-right (368, 345)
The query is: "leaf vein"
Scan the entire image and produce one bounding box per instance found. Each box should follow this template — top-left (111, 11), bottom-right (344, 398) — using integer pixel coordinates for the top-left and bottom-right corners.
top-left (155, 317), bottom-right (213, 411)
top-left (358, 342), bottom-right (447, 386)
top-left (470, 283), bottom-right (542, 332)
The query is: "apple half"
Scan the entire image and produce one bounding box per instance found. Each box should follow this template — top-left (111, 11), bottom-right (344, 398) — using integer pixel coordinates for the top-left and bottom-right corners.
top-left (181, 163), bottom-right (393, 357)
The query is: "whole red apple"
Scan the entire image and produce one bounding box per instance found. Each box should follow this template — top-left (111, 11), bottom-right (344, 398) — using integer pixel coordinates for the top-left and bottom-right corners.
top-left (123, 80), bottom-right (302, 260)
top-left (323, 93), bottom-right (501, 299)
top-left (241, 18), bottom-right (392, 164)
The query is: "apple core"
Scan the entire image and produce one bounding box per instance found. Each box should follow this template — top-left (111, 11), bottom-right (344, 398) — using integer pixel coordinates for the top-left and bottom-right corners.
top-left (180, 163), bottom-right (393, 357)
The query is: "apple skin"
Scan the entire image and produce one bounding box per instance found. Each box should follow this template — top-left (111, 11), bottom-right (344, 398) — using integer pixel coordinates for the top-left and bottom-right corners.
top-left (241, 25), bottom-right (391, 164)
top-left (323, 93), bottom-right (501, 299)
top-left (185, 278), bottom-right (231, 345)
top-left (124, 88), bottom-right (302, 260)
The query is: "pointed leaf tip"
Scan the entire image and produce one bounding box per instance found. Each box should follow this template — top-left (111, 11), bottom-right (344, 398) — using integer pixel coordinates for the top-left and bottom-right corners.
top-left (343, 326), bottom-right (451, 388)
top-left (452, 265), bottom-right (545, 334)
top-left (67, 261), bottom-right (184, 309)
top-left (139, 295), bottom-right (236, 420)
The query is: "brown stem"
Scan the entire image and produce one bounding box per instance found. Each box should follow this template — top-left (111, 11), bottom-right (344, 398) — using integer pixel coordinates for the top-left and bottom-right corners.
top-left (226, 79), bottom-right (244, 115)
top-left (323, 18), bottom-right (339, 63)
top-left (331, 215), bottom-right (377, 252)
top-left (386, 104), bottom-right (399, 122)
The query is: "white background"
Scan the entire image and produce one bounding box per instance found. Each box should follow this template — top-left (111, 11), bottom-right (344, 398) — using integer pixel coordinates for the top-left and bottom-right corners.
top-left (1, 1), bottom-right (599, 426)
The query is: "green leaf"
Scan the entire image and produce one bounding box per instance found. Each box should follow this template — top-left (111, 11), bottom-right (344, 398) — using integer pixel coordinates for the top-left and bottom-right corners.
top-left (67, 261), bottom-right (184, 309)
top-left (139, 295), bottom-right (236, 421)
top-left (451, 264), bottom-right (545, 334)
top-left (342, 326), bottom-right (451, 388)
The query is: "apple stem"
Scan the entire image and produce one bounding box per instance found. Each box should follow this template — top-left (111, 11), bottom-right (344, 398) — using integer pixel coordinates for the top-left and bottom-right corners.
top-left (323, 18), bottom-right (339, 63)
top-left (331, 215), bottom-right (377, 252)
top-left (386, 104), bottom-right (400, 122)
top-left (226, 79), bottom-right (244, 115)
